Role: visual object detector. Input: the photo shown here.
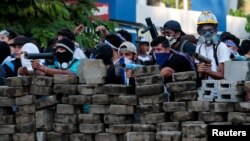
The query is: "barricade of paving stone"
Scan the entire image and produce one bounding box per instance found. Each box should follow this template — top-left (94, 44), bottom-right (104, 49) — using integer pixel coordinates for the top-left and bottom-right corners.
top-left (167, 71), bottom-right (198, 102)
top-left (198, 80), bottom-right (245, 102)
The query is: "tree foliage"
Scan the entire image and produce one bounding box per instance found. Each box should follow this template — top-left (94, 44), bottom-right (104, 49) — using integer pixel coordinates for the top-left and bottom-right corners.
top-left (0, 0), bottom-right (116, 48)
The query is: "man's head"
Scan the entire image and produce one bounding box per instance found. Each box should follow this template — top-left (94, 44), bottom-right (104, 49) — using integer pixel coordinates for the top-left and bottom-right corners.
top-left (0, 29), bottom-right (17, 43)
top-left (94, 43), bottom-right (113, 65)
top-left (118, 41), bottom-right (137, 61)
top-left (137, 37), bottom-right (149, 54)
top-left (197, 11), bottom-right (219, 46)
top-left (150, 36), bottom-right (170, 53)
top-left (54, 38), bottom-right (75, 68)
top-left (8, 36), bottom-right (31, 58)
top-left (57, 28), bottom-right (75, 41)
top-left (117, 29), bottom-right (132, 42)
top-left (161, 20), bottom-right (185, 43)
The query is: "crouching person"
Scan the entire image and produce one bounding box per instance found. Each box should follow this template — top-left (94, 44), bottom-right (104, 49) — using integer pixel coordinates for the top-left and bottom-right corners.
top-left (18, 38), bottom-right (80, 76)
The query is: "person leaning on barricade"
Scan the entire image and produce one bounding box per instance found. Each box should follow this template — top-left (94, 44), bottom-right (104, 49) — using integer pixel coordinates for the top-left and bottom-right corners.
top-left (18, 38), bottom-right (80, 76)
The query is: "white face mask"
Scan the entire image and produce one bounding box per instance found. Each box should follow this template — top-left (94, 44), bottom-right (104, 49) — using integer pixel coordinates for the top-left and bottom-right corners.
top-left (165, 36), bottom-right (177, 46)
top-left (124, 57), bottom-right (134, 64)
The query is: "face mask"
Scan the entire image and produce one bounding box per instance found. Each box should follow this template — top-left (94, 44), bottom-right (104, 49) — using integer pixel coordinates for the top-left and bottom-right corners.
top-left (166, 36), bottom-right (177, 46)
top-left (56, 51), bottom-right (73, 69)
top-left (153, 52), bottom-right (170, 68)
top-left (198, 30), bottom-right (218, 46)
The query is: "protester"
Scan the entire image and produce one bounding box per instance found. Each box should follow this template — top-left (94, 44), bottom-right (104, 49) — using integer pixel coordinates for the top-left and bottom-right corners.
top-left (220, 32), bottom-right (240, 56)
top-left (151, 36), bottom-right (194, 83)
top-left (0, 41), bottom-right (11, 64)
top-left (195, 11), bottom-right (230, 80)
top-left (240, 38), bottom-right (250, 60)
top-left (18, 38), bottom-right (80, 76)
top-left (161, 20), bottom-right (196, 56)
top-left (136, 37), bottom-right (153, 63)
top-left (0, 29), bottom-right (17, 44)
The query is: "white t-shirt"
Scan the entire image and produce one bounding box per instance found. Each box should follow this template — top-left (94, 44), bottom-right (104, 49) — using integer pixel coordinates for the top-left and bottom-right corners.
top-left (73, 47), bottom-right (87, 60)
top-left (195, 42), bottom-right (230, 79)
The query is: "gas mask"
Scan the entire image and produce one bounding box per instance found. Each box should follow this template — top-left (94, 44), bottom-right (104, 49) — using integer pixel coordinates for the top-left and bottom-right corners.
top-left (198, 29), bottom-right (218, 46)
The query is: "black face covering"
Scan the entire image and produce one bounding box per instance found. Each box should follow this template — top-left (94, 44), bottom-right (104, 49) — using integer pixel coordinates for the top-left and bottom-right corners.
top-left (56, 51), bottom-right (73, 65)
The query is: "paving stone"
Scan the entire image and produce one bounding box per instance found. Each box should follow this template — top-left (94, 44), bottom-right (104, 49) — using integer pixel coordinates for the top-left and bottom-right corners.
top-left (156, 131), bottom-right (182, 141)
top-left (16, 104), bottom-right (35, 114)
top-left (15, 95), bottom-right (35, 106)
top-left (78, 114), bottom-right (101, 124)
top-left (53, 84), bottom-right (77, 95)
top-left (36, 109), bottom-right (54, 131)
top-left (53, 123), bottom-right (77, 134)
top-left (16, 122), bottom-right (36, 133)
top-left (54, 114), bottom-right (77, 124)
top-left (125, 132), bottom-right (156, 141)
top-left (163, 102), bottom-right (186, 112)
top-left (13, 132), bottom-right (35, 141)
top-left (69, 133), bottom-right (93, 141)
top-left (29, 85), bottom-right (52, 95)
top-left (53, 74), bottom-right (78, 84)
top-left (109, 105), bottom-right (134, 115)
top-left (103, 84), bottom-right (134, 95)
top-left (79, 124), bottom-right (104, 133)
top-left (56, 104), bottom-right (75, 114)
top-left (0, 125), bottom-right (15, 134)
top-left (0, 115), bottom-right (14, 125)
top-left (136, 84), bottom-right (164, 96)
top-left (32, 76), bottom-right (53, 86)
top-left (156, 122), bottom-right (180, 132)
top-left (136, 104), bottom-right (161, 114)
top-left (36, 95), bottom-right (59, 109)
top-left (172, 71), bottom-right (197, 82)
top-left (15, 114), bottom-right (35, 124)
top-left (167, 81), bottom-right (197, 93)
top-left (47, 132), bottom-right (68, 141)
top-left (95, 133), bottom-right (118, 141)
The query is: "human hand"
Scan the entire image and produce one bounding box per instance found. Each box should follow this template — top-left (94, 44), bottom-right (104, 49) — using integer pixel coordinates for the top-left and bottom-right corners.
top-left (31, 60), bottom-right (42, 70)
top-left (125, 69), bottom-right (134, 78)
top-left (95, 25), bottom-right (109, 36)
top-left (18, 67), bottom-right (28, 76)
top-left (74, 24), bottom-right (85, 35)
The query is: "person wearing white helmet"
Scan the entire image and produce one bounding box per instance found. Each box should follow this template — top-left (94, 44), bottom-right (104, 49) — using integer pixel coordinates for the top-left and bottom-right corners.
top-left (195, 11), bottom-right (230, 81)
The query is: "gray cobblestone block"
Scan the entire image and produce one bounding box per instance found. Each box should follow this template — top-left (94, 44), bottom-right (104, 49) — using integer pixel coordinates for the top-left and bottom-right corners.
top-left (81, 59), bottom-right (107, 84)
top-left (36, 132), bottom-right (46, 141)
top-left (156, 131), bottom-right (182, 141)
top-left (163, 102), bottom-right (186, 112)
top-left (53, 84), bottom-right (77, 95)
top-left (0, 86), bottom-right (8, 97)
top-left (104, 115), bottom-right (133, 124)
top-left (0, 135), bottom-right (12, 141)
top-left (133, 65), bottom-right (160, 76)
top-left (95, 85), bottom-right (104, 94)
top-left (53, 123), bottom-right (77, 134)
top-left (78, 85), bottom-right (95, 95)
top-left (125, 132), bottom-right (156, 141)
top-left (174, 90), bottom-right (197, 101)
top-left (136, 84), bottom-right (164, 96)
top-left (181, 121), bottom-right (207, 137)
top-left (89, 105), bottom-right (109, 114)
top-left (136, 104), bottom-right (161, 114)
top-left (135, 74), bottom-right (163, 86)
top-left (208, 122), bottom-right (232, 125)
top-left (0, 115), bottom-right (14, 125)
top-left (0, 125), bottom-right (15, 134)
top-left (47, 132), bottom-right (68, 141)
top-left (36, 95), bottom-right (59, 109)
top-left (138, 93), bottom-right (164, 104)
top-left (140, 113), bottom-right (166, 124)
top-left (95, 133), bottom-right (118, 141)
top-left (170, 111), bottom-right (195, 121)
top-left (15, 95), bottom-right (35, 106)
top-left (69, 133), bottom-right (93, 141)
top-left (56, 104), bottom-right (75, 114)
top-left (198, 112), bottom-right (226, 122)
top-left (78, 114), bottom-right (101, 124)
top-left (245, 81), bottom-right (250, 91)
top-left (209, 102), bottom-right (234, 112)
top-left (53, 74), bottom-right (78, 84)
top-left (109, 124), bottom-right (132, 134)
top-left (167, 81), bottom-right (197, 93)
top-left (16, 104), bottom-right (35, 114)
top-left (6, 77), bottom-right (31, 87)
top-left (234, 102), bottom-right (250, 112)
top-left (54, 114), bottom-right (77, 124)
top-left (68, 95), bottom-right (91, 105)
top-left (156, 122), bottom-right (180, 132)
top-left (0, 97), bottom-right (15, 107)
top-left (92, 94), bottom-right (109, 104)
top-left (5, 87), bottom-right (27, 97)
top-left (132, 124), bottom-right (156, 132)
top-left (16, 123), bottom-right (36, 133)
top-left (36, 109), bottom-right (54, 131)
top-left (112, 95), bottom-right (137, 105)
top-left (29, 85), bottom-right (52, 96)
top-left (15, 114), bottom-right (35, 124)
top-left (61, 96), bottom-right (68, 104)
top-left (172, 71), bottom-right (197, 82)
top-left (79, 124), bottom-right (104, 133)
top-left (228, 112), bottom-right (250, 122)
top-left (32, 76), bottom-right (53, 86)
top-left (182, 134), bottom-right (206, 141)
top-left (103, 84), bottom-right (134, 95)
top-left (110, 105), bottom-right (134, 115)
top-left (187, 101), bottom-right (210, 112)
top-left (13, 132), bottom-right (35, 141)
top-left (0, 107), bottom-right (13, 115)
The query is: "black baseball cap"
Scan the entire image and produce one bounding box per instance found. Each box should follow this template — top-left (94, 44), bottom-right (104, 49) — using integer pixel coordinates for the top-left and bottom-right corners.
top-left (162, 20), bottom-right (185, 36)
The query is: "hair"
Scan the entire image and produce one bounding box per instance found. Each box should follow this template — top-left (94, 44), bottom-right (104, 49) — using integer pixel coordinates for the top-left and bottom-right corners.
top-left (117, 29), bottom-right (132, 42)
top-left (58, 28), bottom-right (75, 41)
top-left (240, 38), bottom-right (250, 55)
top-left (150, 36), bottom-right (169, 48)
top-left (5, 29), bottom-right (17, 40)
top-left (220, 32), bottom-right (240, 47)
top-left (105, 34), bottom-right (124, 49)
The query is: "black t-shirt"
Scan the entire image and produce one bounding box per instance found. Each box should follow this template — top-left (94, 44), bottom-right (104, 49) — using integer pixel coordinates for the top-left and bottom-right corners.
top-left (163, 53), bottom-right (193, 83)
top-left (175, 40), bottom-right (196, 56)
